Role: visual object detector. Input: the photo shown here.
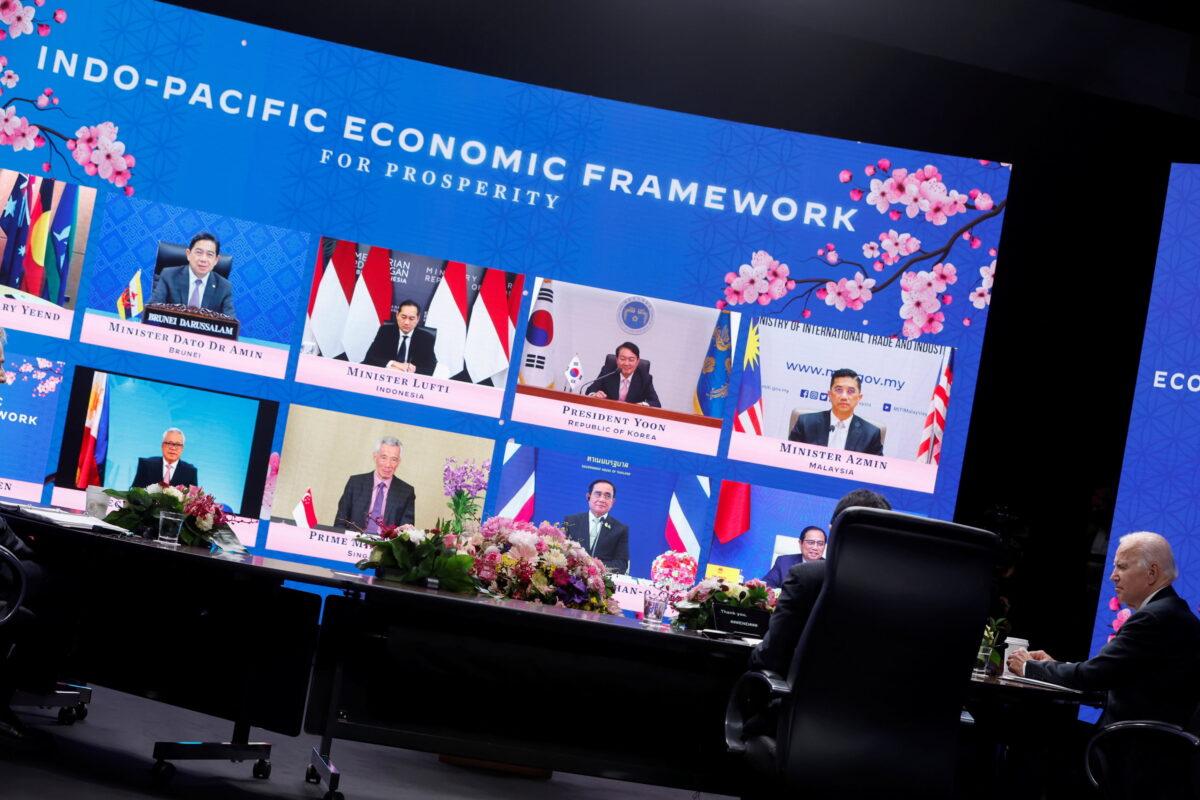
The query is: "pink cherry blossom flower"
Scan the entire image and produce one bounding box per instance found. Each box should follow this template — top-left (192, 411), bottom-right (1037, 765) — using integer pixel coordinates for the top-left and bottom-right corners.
top-left (945, 189), bottom-right (968, 216)
top-left (54, 8), bottom-right (65, 24)
top-left (0, 55), bottom-right (6, 67)
top-left (849, 188), bottom-right (863, 202)
top-left (902, 319), bottom-right (922, 339)
top-left (1112, 608), bottom-right (1132, 632)
top-left (921, 311), bottom-right (945, 335)
top-left (970, 236), bottom-right (982, 249)
top-left (969, 287), bottom-right (990, 309)
top-left (942, 294), bottom-right (953, 305)
top-left (837, 169), bottom-right (852, 183)
top-left (109, 165), bottom-right (131, 187)
top-left (35, 94), bottom-right (48, 108)
top-left (0, 106), bottom-right (21, 136)
top-left (861, 242), bottom-right (880, 259)
top-left (988, 247), bottom-right (997, 257)
top-left (0, 0), bottom-right (19, 24)
top-left (877, 158), bottom-right (891, 171)
top-left (91, 137), bottom-right (128, 179)
top-left (802, 309), bottom-right (812, 319)
top-left (873, 261), bottom-right (883, 272)
top-left (823, 279), bottom-right (853, 311)
top-left (10, 121), bottom-right (39, 151)
top-left (864, 164), bottom-right (875, 177)
top-left (0, 69), bottom-right (16, 88)
top-left (962, 317), bottom-right (971, 327)
top-left (888, 209), bottom-right (902, 221)
top-left (35, 21), bottom-right (47, 35)
top-left (923, 195), bottom-right (950, 225)
top-left (865, 178), bottom-right (890, 213)
top-left (931, 261), bottom-right (957, 289)
top-left (1108, 596), bottom-right (1120, 612)
top-left (974, 192), bottom-right (994, 211)
top-left (881, 168), bottom-right (912, 204)
top-left (8, 4), bottom-right (34, 38)
top-left (980, 260), bottom-right (996, 290)
top-left (824, 250), bottom-right (839, 265)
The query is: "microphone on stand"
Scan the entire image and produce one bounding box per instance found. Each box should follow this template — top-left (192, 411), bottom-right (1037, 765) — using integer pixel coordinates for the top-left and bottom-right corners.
top-left (583, 369), bottom-right (621, 395)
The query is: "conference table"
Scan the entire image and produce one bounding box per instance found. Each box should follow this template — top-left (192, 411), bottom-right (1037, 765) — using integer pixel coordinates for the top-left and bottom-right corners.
top-left (2, 505), bottom-right (1101, 799)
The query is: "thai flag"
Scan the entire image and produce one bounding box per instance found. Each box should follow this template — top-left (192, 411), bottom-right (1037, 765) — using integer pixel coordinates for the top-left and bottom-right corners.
top-left (496, 441), bottom-right (536, 521)
top-left (733, 321), bottom-right (764, 435)
top-left (663, 475), bottom-right (710, 558)
top-left (916, 349), bottom-right (954, 463)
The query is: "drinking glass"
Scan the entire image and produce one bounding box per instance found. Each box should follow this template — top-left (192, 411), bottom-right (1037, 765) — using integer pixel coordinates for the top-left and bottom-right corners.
top-left (158, 511), bottom-right (185, 546)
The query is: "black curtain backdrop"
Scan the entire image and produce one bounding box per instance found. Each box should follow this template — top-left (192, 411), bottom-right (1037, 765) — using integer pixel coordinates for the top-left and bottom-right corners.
top-left (168, 0), bottom-right (1200, 659)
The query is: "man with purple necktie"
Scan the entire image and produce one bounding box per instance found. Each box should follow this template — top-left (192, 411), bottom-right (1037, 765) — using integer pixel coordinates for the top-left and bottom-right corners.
top-left (334, 436), bottom-right (416, 532)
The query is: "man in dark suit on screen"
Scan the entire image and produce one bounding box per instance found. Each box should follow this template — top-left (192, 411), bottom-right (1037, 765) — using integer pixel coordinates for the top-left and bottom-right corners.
top-left (762, 525), bottom-right (827, 589)
top-left (788, 368), bottom-right (884, 456)
top-left (562, 478), bottom-right (629, 574)
top-left (586, 342), bottom-right (660, 407)
top-left (132, 427), bottom-right (199, 488)
top-left (1009, 532), bottom-right (1200, 726)
top-left (335, 436), bottom-right (416, 533)
top-left (149, 232), bottom-right (236, 317)
top-left (362, 299), bottom-right (437, 376)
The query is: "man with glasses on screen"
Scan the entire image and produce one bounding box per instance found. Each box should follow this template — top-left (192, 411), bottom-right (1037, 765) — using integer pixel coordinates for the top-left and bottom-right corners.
top-left (562, 479), bottom-right (629, 574)
top-left (132, 427), bottom-right (198, 488)
top-left (335, 437), bottom-right (416, 533)
top-left (762, 525), bottom-right (827, 589)
top-left (150, 232), bottom-right (236, 317)
top-left (788, 368), bottom-right (884, 456)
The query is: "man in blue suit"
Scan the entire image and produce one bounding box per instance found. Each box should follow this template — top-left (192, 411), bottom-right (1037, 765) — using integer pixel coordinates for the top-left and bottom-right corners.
top-left (150, 232), bottom-right (236, 317)
top-left (788, 368), bottom-right (884, 456)
top-left (761, 525), bottom-right (826, 588)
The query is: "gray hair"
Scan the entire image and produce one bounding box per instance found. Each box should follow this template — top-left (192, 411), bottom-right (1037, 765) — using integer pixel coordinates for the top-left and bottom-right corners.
top-left (163, 427), bottom-right (185, 445)
top-left (374, 436), bottom-right (403, 456)
top-left (1119, 531), bottom-right (1178, 582)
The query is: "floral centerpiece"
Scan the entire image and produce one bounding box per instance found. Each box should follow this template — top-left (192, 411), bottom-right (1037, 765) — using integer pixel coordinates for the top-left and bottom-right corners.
top-left (355, 522), bottom-right (477, 594)
top-left (103, 484), bottom-right (233, 548)
top-left (442, 458), bottom-right (489, 533)
top-left (465, 516), bottom-right (620, 614)
top-left (673, 576), bottom-right (778, 631)
top-left (650, 550), bottom-right (699, 599)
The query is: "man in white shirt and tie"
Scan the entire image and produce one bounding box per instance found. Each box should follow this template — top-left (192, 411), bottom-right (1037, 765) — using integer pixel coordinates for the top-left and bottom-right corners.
top-left (149, 232), bottom-right (236, 317)
top-left (362, 299), bottom-right (438, 375)
top-left (788, 368), bottom-right (884, 456)
top-left (132, 427), bottom-right (199, 488)
top-left (562, 478), bottom-right (630, 574)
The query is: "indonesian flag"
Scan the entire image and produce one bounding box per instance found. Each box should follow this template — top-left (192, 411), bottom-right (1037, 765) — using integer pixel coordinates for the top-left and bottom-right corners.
top-left (464, 267), bottom-right (510, 383)
top-left (307, 238), bottom-right (358, 358)
top-left (116, 270), bottom-right (145, 320)
top-left (341, 245), bottom-right (393, 363)
top-left (292, 488), bottom-right (318, 531)
top-left (916, 350), bottom-right (954, 463)
top-left (713, 479), bottom-right (751, 544)
top-left (74, 371), bottom-right (109, 489)
top-left (18, 177), bottom-right (52, 298)
top-left (426, 260), bottom-right (469, 379)
top-left (492, 273), bottom-right (524, 391)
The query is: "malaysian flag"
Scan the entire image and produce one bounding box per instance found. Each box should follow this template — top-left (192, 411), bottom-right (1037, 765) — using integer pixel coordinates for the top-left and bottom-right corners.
top-left (916, 349), bottom-right (954, 463)
top-left (663, 475), bottom-right (710, 558)
top-left (496, 440), bottom-right (536, 521)
top-left (733, 321), bottom-right (764, 435)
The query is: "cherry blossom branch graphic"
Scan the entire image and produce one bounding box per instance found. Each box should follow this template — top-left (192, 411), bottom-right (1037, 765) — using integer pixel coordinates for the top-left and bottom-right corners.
top-left (0, 4), bottom-right (138, 195)
top-left (716, 158), bottom-right (1007, 340)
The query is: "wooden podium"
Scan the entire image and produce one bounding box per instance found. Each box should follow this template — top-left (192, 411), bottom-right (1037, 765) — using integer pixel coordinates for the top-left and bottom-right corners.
top-left (143, 303), bottom-right (239, 340)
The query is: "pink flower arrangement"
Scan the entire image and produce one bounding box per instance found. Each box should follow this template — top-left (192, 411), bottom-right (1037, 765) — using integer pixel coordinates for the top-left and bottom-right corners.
top-left (673, 576), bottom-right (778, 630)
top-left (719, 249), bottom-right (796, 309)
top-left (650, 550), bottom-right (699, 596)
top-left (463, 516), bottom-right (620, 614)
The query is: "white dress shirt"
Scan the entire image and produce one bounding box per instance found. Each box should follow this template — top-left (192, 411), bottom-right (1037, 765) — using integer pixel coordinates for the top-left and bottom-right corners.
top-left (827, 414), bottom-right (855, 450)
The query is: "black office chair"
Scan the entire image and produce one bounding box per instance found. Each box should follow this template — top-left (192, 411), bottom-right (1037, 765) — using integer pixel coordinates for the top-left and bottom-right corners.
top-left (725, 507), bottom-right (998, 799)
top-left (1, 544), bottom-right (91, 725)
top-left (1084, 707), bottom-right (1200, 800)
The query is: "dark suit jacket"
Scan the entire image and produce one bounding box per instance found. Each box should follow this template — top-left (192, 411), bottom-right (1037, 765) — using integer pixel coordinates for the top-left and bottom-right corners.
top-left (588, 369), bottom-right (661, 408)
top-left (788, 410), bottom-right (884, 456)
top-left (335, 472), bottom-right (416, 531)
top-left (132, 457), bottom-right (198, 489)
top-left (1025, 585), bottom-right (1200, 726)
top-left (750, 559), bottom-right (826, 675)
top-left (761, 554), bottom-right (828, 589)
top-left (362, 324), bottom-right (437, 376)
top-left (562, 512), bottom-right (629, 574)
top-left (150, 266), bottom-right (236, 317)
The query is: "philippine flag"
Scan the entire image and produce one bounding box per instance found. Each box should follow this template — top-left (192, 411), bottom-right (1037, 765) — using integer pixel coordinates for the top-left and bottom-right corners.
top-left (74, 371), bottom-right (109, 489)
